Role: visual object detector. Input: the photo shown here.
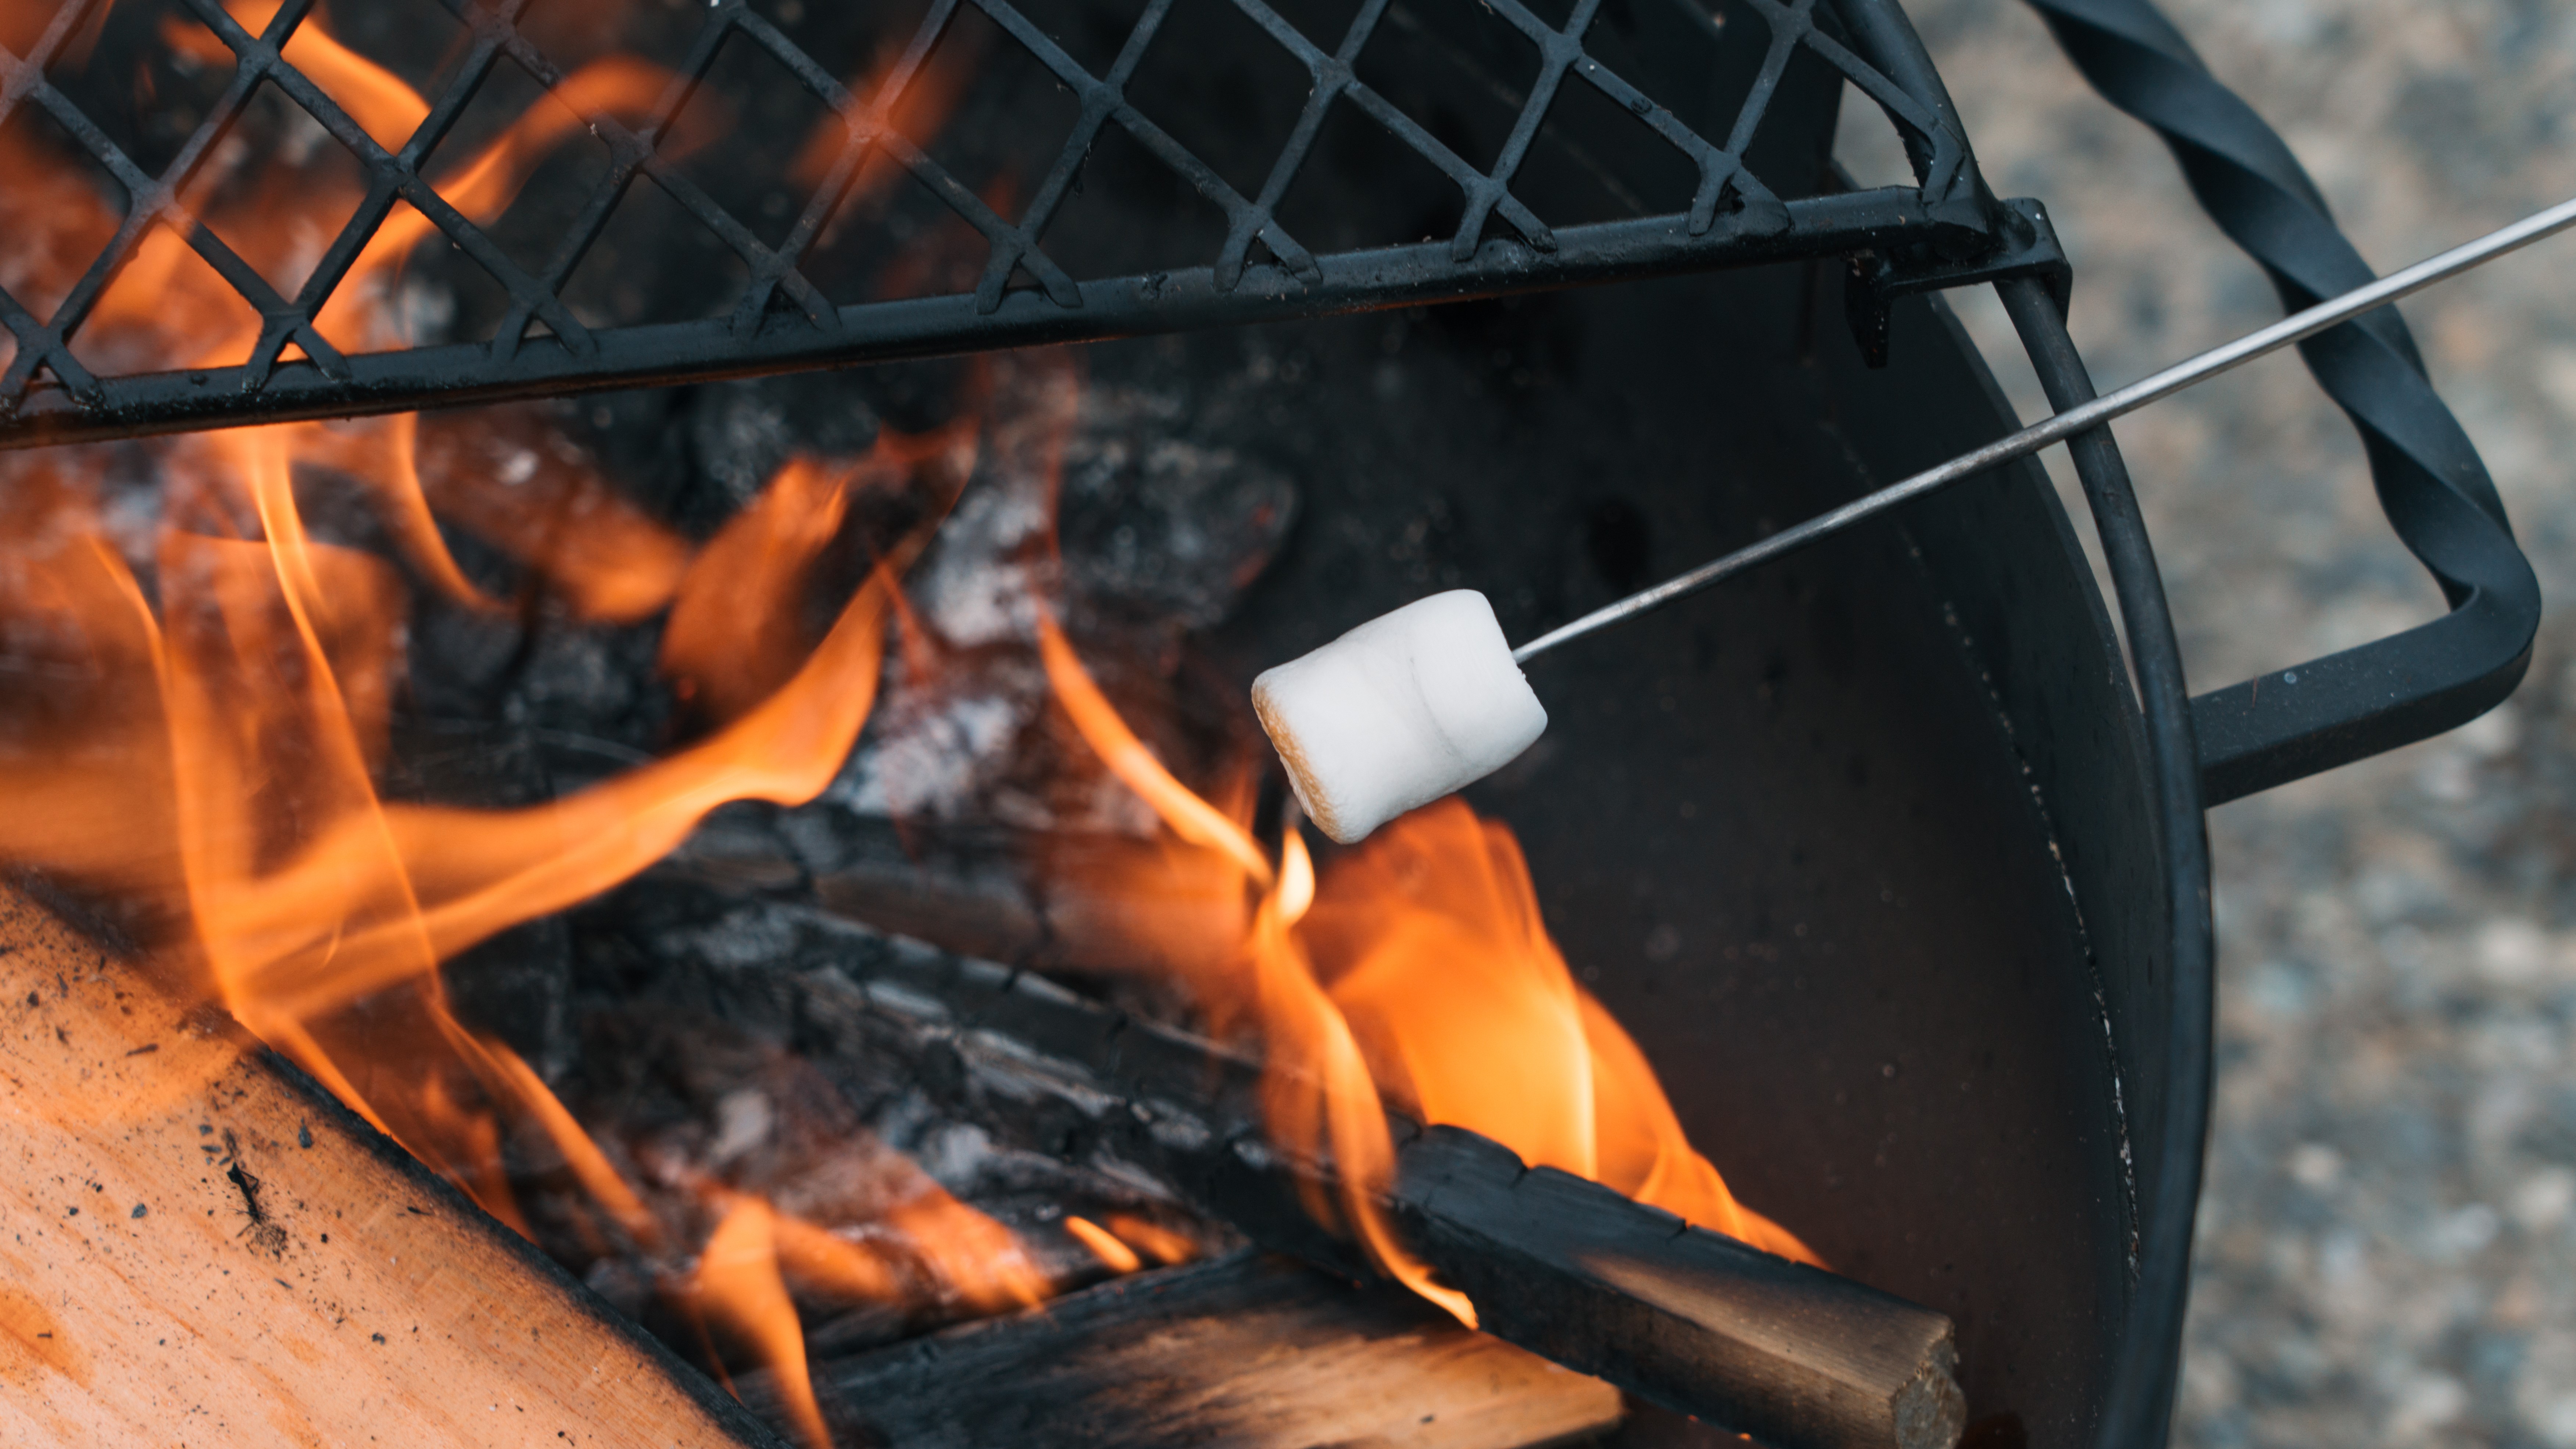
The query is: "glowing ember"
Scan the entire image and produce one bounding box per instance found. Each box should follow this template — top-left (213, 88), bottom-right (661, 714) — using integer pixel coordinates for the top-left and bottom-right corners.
top-left (693, 1196), bottom-right (830, 1449)
top-left (1101, 1212), bottom-right (1199, 1267)
top-left (1062, 1215), bottom-right (1144, 1274)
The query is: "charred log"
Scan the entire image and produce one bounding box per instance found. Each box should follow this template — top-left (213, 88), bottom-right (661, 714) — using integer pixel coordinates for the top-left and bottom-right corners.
top-left (599, 876), bottom-right (1967, 1449)
top-left (747, 1249), bottom-right (1623, 1449)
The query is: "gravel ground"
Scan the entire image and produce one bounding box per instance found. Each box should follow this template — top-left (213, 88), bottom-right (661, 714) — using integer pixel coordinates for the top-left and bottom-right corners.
top-left (1839, 3), bottom-right (2576, 1445)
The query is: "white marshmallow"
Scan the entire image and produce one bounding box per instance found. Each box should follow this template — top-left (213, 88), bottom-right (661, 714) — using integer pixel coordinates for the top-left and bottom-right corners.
top-left (1251, 590), bottom-right (1548, 844)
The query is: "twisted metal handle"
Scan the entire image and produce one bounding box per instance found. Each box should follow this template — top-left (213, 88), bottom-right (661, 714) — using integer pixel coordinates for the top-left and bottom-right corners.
top-left (2026, 0), bottom-right (2543, 805)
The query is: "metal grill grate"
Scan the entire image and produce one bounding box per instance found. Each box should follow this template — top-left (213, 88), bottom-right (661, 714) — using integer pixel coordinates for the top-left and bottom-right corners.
top-left (0, 0), bottom-right (2050, 448)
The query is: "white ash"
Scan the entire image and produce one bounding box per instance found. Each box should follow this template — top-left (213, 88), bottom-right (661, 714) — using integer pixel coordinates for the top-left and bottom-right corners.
top-left (709, 364), bottom-right (1297, 858)
top-left (708, 1089), bottom-right (776, 1168)
top-left (909, 1121), bottom-right (1008, 1197)
top-left (906, 479), bottom-right (1055, 650)
top-left (829, 653), bottom-right (1162, 838)
top-left (835, 688), bottom-right (1034, 822)
top-left (658, 901), bottom-right (805, 972)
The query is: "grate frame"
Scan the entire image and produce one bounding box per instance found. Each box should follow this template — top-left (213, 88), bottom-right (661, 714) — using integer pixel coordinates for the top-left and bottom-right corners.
top-left (0, 0), bottom-right (2037, 448)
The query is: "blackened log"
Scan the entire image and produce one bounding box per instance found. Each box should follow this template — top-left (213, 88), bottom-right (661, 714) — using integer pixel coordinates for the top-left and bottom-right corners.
top-left (749, 1250), bottom-right (1622, 1449)
top-left (671, 811), bottom-right (1248, 981)
top-left (1400, 1126), bottom-right (1965, 1449)
top-left (608, 879), bottom-right (1966, 1449)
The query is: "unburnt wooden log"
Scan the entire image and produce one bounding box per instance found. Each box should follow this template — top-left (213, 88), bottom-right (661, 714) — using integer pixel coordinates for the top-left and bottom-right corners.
top-left (0, 884), bottom-right (784, 1449)
top-left (611, 878), bottom-right (1967, 1449)
top-left (745, 1249), bottom-right (1623, 1449)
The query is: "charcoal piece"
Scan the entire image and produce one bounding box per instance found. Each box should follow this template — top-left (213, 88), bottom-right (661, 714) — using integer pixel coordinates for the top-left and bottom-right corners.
top-left (380, 718), bottom-right (555, 808)
top-left (1057, 382), bottom-right (1299, 634)
top-left (904, 470), bottom-right (1052, 653)
top-left (684, 373), bottom-right (885, 522)
top-left (830, 650), bottom-right (1065, 828)
top-left (806, 835), bottom-right (1246, 987)
top-left (439, 920), bottom-right (576, 1083)
top-left (759, 1250), bottom-right (1624, 1449)
top-left (668, 801), bottom-right (814, 897)
top-left (497, 612), bottom-right (671, 750)
top-left (401, 526), bottom-right (540, 722)
top-left (824, 627), bottom-right (1240, 838)
top-left (791, 355), bottom-right (1277, 846)
top-left (559, 391), bottom-right (698, 527)
top-left (288, 459), bottom-right (400, 561)
top-left (382, 720), bottom-right (577, 1080)
top-left (402, 574), bottom-right (674, 750)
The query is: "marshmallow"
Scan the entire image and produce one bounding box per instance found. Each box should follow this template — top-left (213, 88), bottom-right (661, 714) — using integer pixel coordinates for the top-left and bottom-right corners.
top-left (1251, 590), bottom-right (1548, 844)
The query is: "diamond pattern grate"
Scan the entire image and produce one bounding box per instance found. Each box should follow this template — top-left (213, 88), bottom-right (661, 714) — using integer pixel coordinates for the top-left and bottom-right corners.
top-left (0, 0), bottom-right (2004, 448)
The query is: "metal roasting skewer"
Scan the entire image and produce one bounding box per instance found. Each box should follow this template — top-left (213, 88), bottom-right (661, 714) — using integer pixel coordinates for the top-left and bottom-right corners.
top-left (1510, 193), bottom-right (2576, 665)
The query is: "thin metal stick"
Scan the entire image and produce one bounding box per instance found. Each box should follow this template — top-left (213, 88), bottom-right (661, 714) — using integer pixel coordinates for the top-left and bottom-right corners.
top-left (1512, 193), bottom-right (2576, 664)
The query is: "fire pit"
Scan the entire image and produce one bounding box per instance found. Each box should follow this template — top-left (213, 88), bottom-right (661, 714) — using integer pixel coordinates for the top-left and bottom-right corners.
top-left (0, 0), bottom-right (2537, 1447)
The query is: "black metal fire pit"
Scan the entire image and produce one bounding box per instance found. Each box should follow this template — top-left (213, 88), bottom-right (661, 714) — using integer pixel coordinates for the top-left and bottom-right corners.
top-left (0, 0), bottom-right (2540, 1446)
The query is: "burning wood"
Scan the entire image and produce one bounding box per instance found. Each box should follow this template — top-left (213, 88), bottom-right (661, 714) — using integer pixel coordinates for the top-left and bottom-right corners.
top-left (629, 877), bottom-right (1967, 1449)
top-left (752, 1250), bottom-right (1624, 1449)
top-left (0, 7), bottom-right (1942, 1432)
top-left (0, 883), bottom-right (782, 1449)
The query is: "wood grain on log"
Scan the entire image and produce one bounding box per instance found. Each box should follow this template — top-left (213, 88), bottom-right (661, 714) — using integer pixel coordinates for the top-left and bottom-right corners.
top-left (0, 885), bottom-right (783, 1449)
top-left (620, 882), bottom-right (1967, 1449)
top-left (756, 1250), bottom-right (1622, 1449)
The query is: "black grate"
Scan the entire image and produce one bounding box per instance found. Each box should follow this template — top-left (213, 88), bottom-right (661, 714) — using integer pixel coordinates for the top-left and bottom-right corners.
top-left (0, 0), bottom-right (2042, 448)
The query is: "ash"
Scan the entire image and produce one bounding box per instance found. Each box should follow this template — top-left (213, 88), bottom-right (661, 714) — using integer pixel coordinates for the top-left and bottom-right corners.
top-left (1863, 6), bottom-right (2576, 1446)
top-left (833, 363), bottom-right (1295, 839)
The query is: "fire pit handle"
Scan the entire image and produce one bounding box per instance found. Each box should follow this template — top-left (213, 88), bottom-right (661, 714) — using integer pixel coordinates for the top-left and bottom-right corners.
top-left (2027, 0), bottom-right (2542, 806)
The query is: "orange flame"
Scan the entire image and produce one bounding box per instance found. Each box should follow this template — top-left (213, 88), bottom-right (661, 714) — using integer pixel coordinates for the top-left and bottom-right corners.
top-left (407, 409), bottom-right (695, 625)
top-left (1308, 802), bottom-right (1819, 1264)
top-left (1056, 752), bottom-right (1820, 1319)
top-left (0, 12), bottom-right (1066, 1428)
top-left (1017, 584), bottom-right (1477, 1319)
top-left (888, 1188), bottom-right (1053, 1314)
top-left (694, 1196), bottom-right (829, 1449)
top-left (2, 0), bottom-right (1818, 1405)
top-left (1062, 1214), bottom-right (1142, 1274)
top-left (10, 419), bottom-right (986, 1426)
top-left (664, 425), bottom-right (972, 726)
top-left (770, 1211), bottom-right (899, 1306)
top-left (164, 2), bottom-right (430, 153)
top-left (1101, 1213), bottom-right (1198, 1267)
top-left (1243, 824), bottom-right (1480, 1322)
top-left (1035, 611), bottom-right (1274, 886)
top-left (1004, 353), bottom-right (1817, 1317)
